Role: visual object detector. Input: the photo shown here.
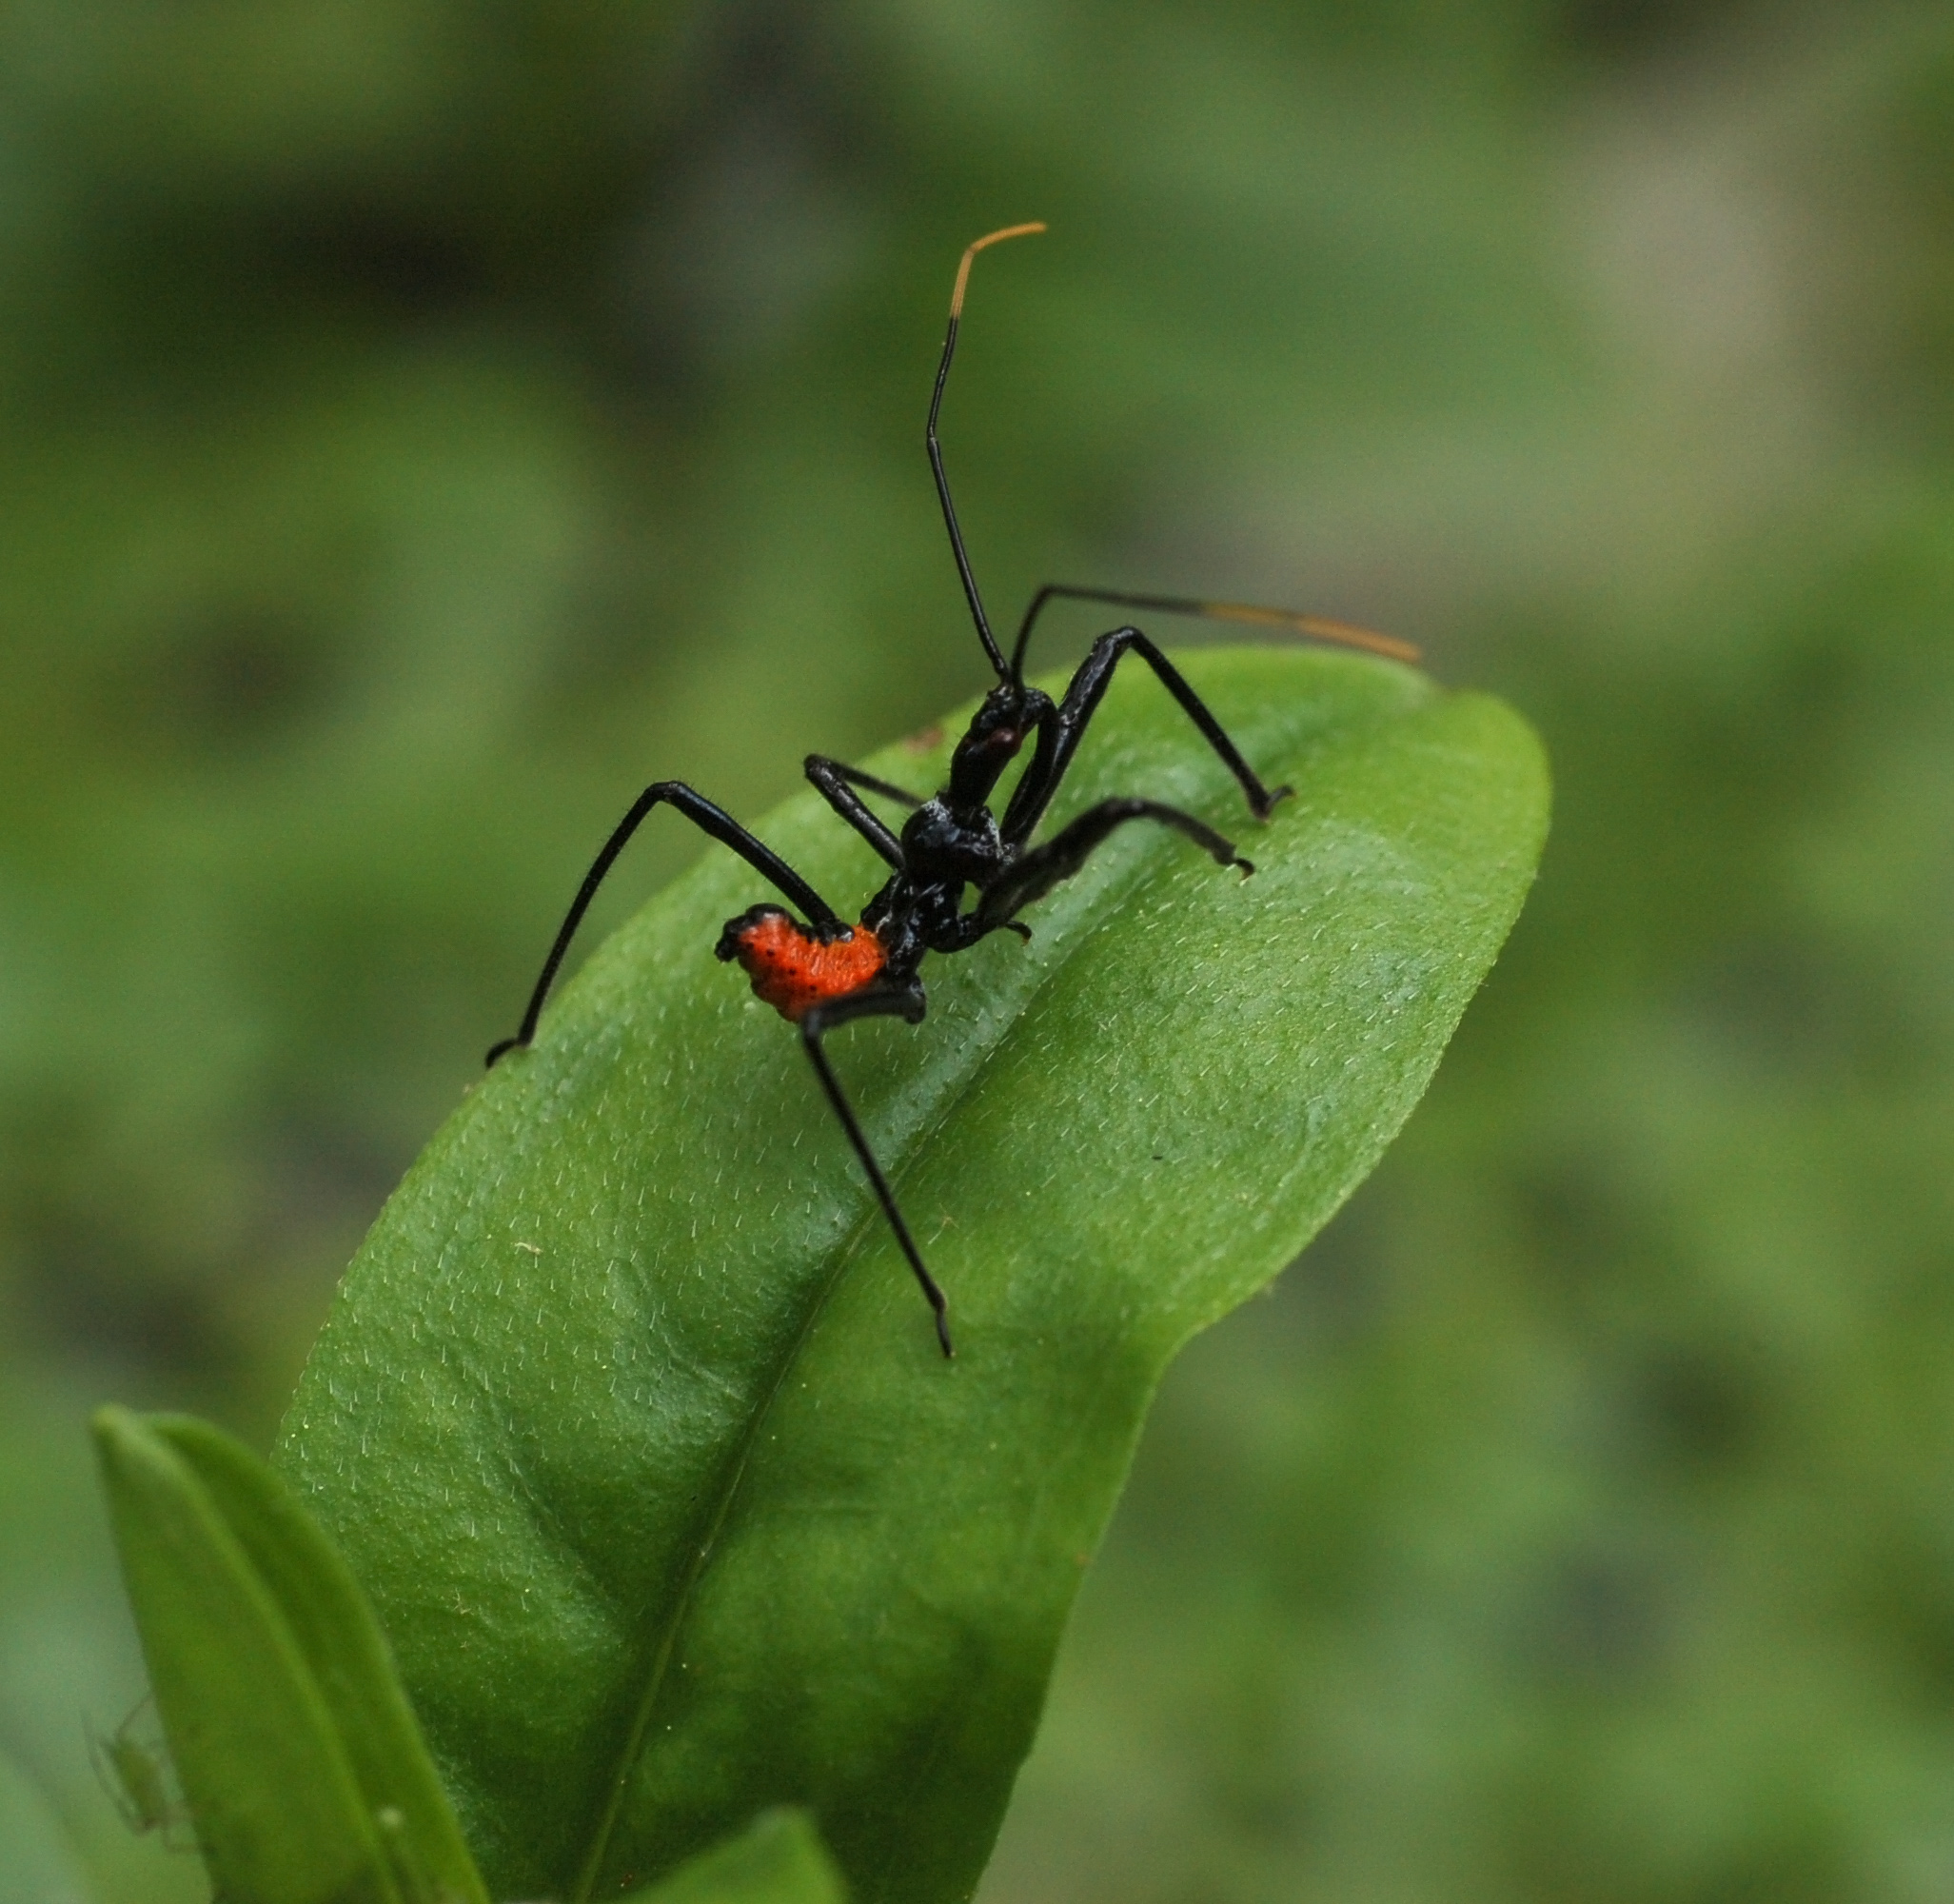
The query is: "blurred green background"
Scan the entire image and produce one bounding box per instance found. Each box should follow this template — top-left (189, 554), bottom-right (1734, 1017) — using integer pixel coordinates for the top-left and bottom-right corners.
top-left (2, 1), bottom-right (1952, 1898)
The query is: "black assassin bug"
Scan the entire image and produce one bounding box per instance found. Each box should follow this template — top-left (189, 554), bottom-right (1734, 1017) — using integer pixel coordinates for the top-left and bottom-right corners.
top-left (486, 223), bottom-right (1417, 1357)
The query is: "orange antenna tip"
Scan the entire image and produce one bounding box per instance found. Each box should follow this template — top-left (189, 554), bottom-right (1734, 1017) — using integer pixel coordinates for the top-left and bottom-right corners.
top-left (950, 222), bottom-right (1047, 318)
top-left (1197, 601), bottom-right (1422, 664)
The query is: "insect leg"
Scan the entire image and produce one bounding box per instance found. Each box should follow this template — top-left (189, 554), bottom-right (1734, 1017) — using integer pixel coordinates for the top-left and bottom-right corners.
top-left (798, 982), bottom-right (954, 1357)
top-left (810, 759), bottom-right (925, 808)
top-left (977, 795), bottom-right (1249, 930)
top-left (488, 783), bottom-right (844, 1064)
top-left (804, 756), bottom-right (922, 871)
top-left (1002, 626), bottom-right (1291, 844)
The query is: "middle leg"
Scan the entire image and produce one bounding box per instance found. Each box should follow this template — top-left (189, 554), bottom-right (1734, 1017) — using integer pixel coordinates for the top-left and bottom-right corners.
top-left (975, 796), bottom-right (1250, 933)
top-left (487, 782), bottom-right (844, 1064)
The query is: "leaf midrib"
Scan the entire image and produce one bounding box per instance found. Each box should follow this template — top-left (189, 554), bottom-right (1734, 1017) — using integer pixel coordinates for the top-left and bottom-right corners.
top-left (566, 729), bottom-right (1299, 1896)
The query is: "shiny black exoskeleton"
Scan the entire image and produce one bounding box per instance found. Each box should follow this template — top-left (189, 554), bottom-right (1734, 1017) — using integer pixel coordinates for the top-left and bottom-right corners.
top-left (486, 225), bottom-right (1411, 1356)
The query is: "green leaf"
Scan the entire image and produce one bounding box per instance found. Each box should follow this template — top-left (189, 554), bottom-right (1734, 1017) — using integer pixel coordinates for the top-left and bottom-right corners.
top-left (0, 1749), bottom-right (91, 1904)
top-left (276, 647), bottom-right (1549, 1903)
top-left (623, 1809), bottom-right (846, 1904)
top-left (90, 1408), bottom-right (488, 1904)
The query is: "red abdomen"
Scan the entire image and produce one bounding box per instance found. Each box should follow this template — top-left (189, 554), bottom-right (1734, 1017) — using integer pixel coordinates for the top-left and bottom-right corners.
top-left (717, 906), bottom-right (886, 1021)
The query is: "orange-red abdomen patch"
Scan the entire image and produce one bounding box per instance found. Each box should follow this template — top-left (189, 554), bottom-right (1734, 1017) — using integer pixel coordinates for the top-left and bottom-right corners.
top-left (721, 909), bottom-right (886, 1021)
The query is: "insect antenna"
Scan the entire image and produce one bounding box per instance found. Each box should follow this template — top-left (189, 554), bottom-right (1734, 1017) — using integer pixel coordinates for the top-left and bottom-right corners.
top-left (1009, 582), bottom-right (1419, 684)
top-left (928, 221), bottom-right (1046, 683)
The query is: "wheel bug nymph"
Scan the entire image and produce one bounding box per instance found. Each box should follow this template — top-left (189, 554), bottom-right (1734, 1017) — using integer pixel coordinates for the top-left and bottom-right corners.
top-left (487, 223), bottom-right (1417, 1357)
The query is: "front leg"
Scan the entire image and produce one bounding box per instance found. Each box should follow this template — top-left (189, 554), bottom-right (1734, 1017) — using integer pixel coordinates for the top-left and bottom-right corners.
top-left (1001, 627), bottom-right (1291, 844)
top-left (804, 756), bottom-right (924, 871)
